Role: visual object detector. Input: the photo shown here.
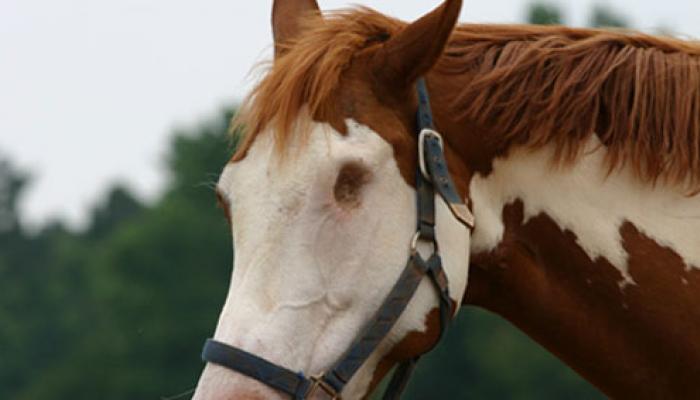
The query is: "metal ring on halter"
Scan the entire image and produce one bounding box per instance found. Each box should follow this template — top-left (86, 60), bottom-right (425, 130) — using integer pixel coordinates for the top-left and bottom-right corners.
top-left (418, 128), bottom-right (444, 180)
top-left (410, 230), bottom-right (439, 256)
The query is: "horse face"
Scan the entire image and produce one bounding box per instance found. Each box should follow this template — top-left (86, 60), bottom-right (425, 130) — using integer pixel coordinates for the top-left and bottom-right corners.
top-left (194, 117), bottom-right (466, 399)
top-left (194, 1), bottom-right (467, 399)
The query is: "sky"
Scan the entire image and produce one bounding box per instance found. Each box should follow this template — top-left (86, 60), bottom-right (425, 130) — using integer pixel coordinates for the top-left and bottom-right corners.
top-left (2, 0), bottom-right (699, 229)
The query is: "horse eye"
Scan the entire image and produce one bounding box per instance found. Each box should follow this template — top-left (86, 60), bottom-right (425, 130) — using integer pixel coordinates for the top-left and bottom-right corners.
top-left (334, 162), bottom-right (371, 208)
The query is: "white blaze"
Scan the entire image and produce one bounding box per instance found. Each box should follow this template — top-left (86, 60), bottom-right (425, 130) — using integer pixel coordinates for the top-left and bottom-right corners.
top-left (193, 117), bottom-right (470, 399)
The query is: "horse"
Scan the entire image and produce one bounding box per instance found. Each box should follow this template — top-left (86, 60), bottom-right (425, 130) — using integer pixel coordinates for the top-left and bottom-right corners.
top-left (193, 0), bottom-right (700, 398)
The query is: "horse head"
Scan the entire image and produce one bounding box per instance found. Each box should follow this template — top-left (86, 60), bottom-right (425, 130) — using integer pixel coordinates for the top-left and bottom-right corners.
top-left (193, 1), bottom-right (472, 399)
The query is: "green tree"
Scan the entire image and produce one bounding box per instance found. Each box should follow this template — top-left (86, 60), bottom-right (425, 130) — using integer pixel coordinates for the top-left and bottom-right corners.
top-left (0, 156), bottom-right (29, 233)
top-left (0, 156), bottom-right (86, 399)
top-left (9, 109), bottom-right (237, 399)
top-left (0, 110), bottom-right (237, 399)
top-left (86, 185), bottom-right (145, 240)
top-left (527, 2), bottom-right (564, 25)
top-left (590, 5), bottom-right (628, 28)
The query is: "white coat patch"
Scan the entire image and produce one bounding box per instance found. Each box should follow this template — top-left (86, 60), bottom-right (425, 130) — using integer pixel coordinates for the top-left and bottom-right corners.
top-left (469, 136), bottom-right (700, 286)
top-left (193, 116), bottom-right (470, 400)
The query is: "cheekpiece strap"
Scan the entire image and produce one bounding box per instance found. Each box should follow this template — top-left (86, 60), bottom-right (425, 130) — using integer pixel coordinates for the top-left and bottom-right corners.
top-left (416, 78), bottom-right (475, 229)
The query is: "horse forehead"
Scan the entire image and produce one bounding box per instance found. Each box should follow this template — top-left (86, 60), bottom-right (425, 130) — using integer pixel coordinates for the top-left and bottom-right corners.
top-left (220, 119), bottom-right (399, 191)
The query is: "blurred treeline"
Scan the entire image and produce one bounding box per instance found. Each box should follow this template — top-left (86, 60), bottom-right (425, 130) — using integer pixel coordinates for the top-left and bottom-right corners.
top-left (0, 3), bottom-right (630, 399)
top-left (0, 110), bottom-right (236, 399)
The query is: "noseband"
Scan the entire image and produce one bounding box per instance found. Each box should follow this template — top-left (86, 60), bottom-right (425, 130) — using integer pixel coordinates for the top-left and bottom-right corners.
top-left (201, 79), bottom-right (474, 399)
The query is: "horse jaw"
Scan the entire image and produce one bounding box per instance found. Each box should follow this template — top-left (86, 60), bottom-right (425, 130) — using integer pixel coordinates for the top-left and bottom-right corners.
top-left (193, 117), bottom-right (470, 399)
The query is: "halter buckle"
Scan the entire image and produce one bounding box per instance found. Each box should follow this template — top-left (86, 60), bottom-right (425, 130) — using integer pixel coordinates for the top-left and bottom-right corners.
top-left (306, 376), bottom-right (341, 400)
top-left (418, 128), bottom-right (444, 180)
top-left (410, 230), bottom-right (439, 256)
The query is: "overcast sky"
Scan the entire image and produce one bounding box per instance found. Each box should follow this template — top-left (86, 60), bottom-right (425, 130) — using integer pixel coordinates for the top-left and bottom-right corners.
top-left (2, 0), bottom-right (699, 229)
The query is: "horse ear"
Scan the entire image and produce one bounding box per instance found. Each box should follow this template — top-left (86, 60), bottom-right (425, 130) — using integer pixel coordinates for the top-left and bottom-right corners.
top-left (373, 0), bottom-right (462, 88)
top-left (272, 0), bottom-right (320, 58)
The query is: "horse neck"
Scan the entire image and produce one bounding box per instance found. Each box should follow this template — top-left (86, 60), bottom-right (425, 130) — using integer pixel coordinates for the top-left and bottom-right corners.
top-left (426, 73), bottom-right (700, 399)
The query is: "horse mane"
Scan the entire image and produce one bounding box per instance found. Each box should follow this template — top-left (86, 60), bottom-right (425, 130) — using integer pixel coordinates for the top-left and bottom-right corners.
top-left (234, 8), bottom-right (700, 188)
top-left (444, 24), bottom-right (700, 187)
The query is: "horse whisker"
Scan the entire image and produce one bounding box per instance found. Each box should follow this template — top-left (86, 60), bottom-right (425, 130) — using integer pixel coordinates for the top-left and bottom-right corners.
top-left (161, 387), bottom-right (196, 400)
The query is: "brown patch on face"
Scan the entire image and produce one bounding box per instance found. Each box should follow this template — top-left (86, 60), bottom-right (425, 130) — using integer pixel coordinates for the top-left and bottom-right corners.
top-left (227, 16), bottom-right (477, 203)
top-left (363, 308), bottom-right (442, 399)
top-left (334, 162), bottom-right (371, 208)
top-left (466, 200), bottom-right (700, 399)
top-left (321, 54), bottom-right (475, 204)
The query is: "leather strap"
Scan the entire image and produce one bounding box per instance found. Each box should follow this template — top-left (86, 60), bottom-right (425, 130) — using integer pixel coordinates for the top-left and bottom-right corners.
top-left (416, 163), bottom-right (436, 241)
top-left (413, 78), bottom-right (455, 338)
top-left (422, 132), bottom-right (475, 229)
top-left (375, 78), bottom-right (455, 400)
top-left (416, 78), bottom-right (434, 131)
top-left (202, 339), bottom-right (313, 399)
top-left (417, 78), bottom-right (475, 229)
top-left (321, 253), bottom-right (445, 393)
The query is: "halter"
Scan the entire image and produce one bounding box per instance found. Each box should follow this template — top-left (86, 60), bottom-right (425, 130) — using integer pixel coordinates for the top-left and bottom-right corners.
top-left (201, 78), bottom-right (474, 399)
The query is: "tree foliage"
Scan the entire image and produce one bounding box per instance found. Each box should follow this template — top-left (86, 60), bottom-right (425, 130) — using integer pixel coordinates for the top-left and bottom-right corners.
top-left (0, 110), bottom-right (235, 399)
top-left (0, 157), bottom-right (29, 233)
top-left (527, 2), bottom-right (628, 29)
top-left (527, 2), bottom-right (564, 25)
top-left (589, 5), bottom-right (628, 28)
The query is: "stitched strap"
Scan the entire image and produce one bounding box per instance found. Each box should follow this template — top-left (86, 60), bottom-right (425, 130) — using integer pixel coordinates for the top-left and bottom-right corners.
top-left (379, 256), bottom-right (452, 400)
top-left (416, 78), bottom-right (434, 130)
top-left (415, 78), bottom-right (438, 243)
top-left (416, 166), bottom-right (436, 241)
top-left (415, 79), bottom-right (455, 338)
top-left (321, 253), bottom-right (440, 393)
top-left (201, 339), bottom-right (312, 399)
top-left (316, 79), bottom-right (456, 399)
top-left (422, 133), bottom-right (475, 229)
